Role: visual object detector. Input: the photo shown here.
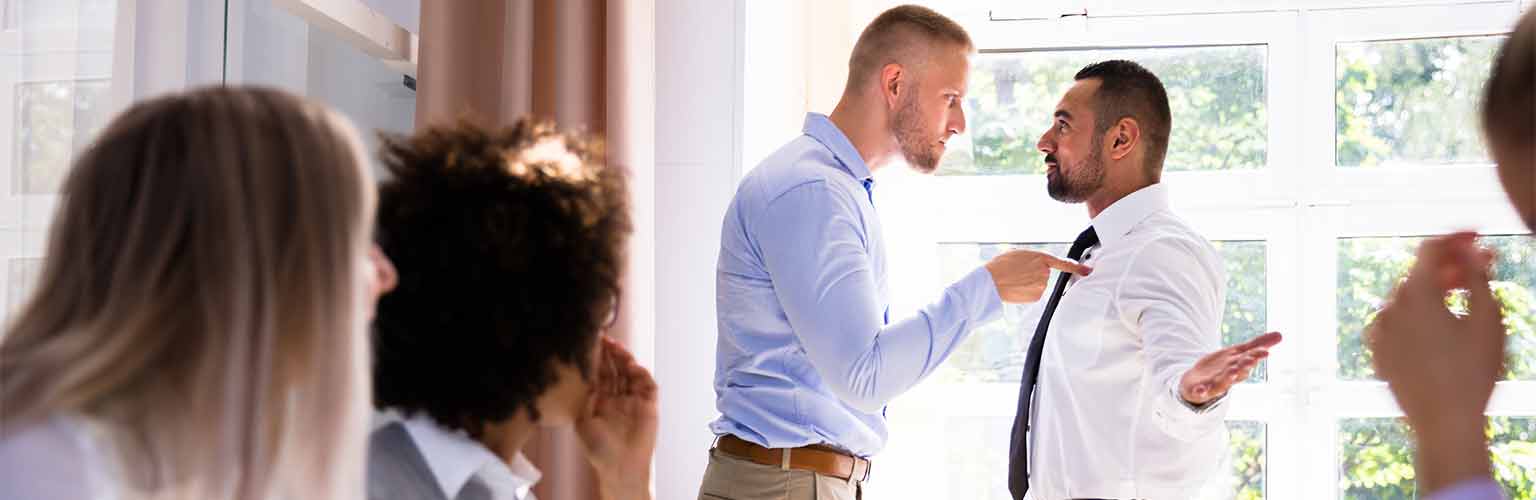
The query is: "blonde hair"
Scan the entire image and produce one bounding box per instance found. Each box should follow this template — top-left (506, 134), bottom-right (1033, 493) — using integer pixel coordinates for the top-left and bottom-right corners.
top-left (845, 4), bottom-right (974, 95)
top-left (0, 86), bottom-right (374, 500)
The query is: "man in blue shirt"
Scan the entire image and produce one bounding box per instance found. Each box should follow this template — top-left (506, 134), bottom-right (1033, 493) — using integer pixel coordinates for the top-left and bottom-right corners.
top-left (698, 5), bottom-right (1090, 499)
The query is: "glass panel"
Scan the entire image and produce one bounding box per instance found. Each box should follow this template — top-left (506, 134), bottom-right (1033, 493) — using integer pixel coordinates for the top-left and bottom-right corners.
top-left (939, 45), bottom-right (1267, 175)
top-left (232, 0), bottom-right (416, 166)
top-left (5, 256), bottom-right (40, 315)
top-left (1199, 421), bottom-right (1268, 500)
top-left (1336, 235), bottom-right (1536, 380)
top-left (1338, 417), bottom-right (1536, 499)
top-left (933, 242), bottom-right (1067, 383)
top-left (1214, 241), bottom-right (1269, 381)
top-left (940, 416), bottom-right (1267, 500)
top-left (1335, 36), bottom-right (1503, 167)
top-left (933, 240), bottom-right (1268, 382)
top-left (13, 79), bottom-right (109, 194)
top-left (943, 415), bottom-right (1014, 500)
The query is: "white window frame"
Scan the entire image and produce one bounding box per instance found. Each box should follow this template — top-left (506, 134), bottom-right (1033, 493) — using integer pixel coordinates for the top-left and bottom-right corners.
top-left (874, 2), bottom-right (1532, 499)
top-left (0, 1), bottom-right (116, 325)
top-left (0, 0), bottom-right (222, 327)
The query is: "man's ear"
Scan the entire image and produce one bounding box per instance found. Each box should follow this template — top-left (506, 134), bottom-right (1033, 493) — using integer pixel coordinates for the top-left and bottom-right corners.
top-left (1108, 117), bottom-right (1141, 161)
top-left (880, 63), bottom-right (905, 110)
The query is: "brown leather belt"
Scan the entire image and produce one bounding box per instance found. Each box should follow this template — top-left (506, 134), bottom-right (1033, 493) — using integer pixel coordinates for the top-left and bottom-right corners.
top-left (714, 434), bottom-right (871, 482)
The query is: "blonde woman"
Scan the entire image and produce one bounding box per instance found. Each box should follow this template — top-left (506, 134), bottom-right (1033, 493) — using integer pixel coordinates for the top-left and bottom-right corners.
top-left (0, 86), bottom-right (395, 500)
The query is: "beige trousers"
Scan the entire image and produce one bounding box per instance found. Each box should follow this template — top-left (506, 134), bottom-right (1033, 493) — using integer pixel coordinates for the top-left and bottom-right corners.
top-left (696, 449), bottom-right (864, 500)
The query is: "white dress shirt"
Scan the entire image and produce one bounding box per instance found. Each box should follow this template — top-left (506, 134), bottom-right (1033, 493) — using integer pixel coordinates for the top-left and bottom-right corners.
top-left (0, 414), bottom-right (119, 500)
top-left (1023, 183), bottom-right (1229, 500)
top-left (397, 413), bottom-right (543, 500)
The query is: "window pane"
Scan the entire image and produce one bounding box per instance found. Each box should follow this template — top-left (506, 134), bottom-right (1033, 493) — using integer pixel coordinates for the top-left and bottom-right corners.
top-left (5, 257), bottom-right (41, 315)
top-left (939, 45), bottom-right (1267, 176)
top-left (13, 79), bottom-right (109, 194)
top-left (940, 416), bottom-right (1267, 500)
top-left (1335, 36), bottom-right (1502, 167)
top-left (1336, 235), bottom-right (1536, 380)
top-left (934, 241), bottom-right (1268, 382)
top-left (1213, 241), bottom-right (1269, 381)
top-left (943, 415), bottom-right (1013, 500)
top-left (1201, 421), bottom-right (1267, 500)
top-left (1338, 417), bottom-right (1536, 499)
top-left (933, 242), bottom-right (1068, 383)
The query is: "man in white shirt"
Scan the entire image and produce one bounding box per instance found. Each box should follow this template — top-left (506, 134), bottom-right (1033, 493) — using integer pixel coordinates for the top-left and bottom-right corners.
top-left (1007, 60), bottom-right (1284, 500)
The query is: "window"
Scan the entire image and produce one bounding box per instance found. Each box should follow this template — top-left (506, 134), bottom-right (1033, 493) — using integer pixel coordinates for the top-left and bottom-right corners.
top-left (4, 256), bottom-right (38, 315)
top-left (942, 45), bottom-right (1267, 175)
top-left (13, 79), bottom-right (111, 194)
top-left (0, 0), bottom-right (117, 331)
top-left (1338, 417), bottom-right (1536, 498)
top-left (1336, 234), bottom-right (1536, 381)
top-left (872, 2), bottom-right (1533, 499)
top-left (1335, 36), bottom-right (1501, 167)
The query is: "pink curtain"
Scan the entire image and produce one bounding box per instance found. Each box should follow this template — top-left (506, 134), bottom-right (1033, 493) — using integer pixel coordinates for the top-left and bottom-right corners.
top-left (415, 1), bottom-right (652, 498)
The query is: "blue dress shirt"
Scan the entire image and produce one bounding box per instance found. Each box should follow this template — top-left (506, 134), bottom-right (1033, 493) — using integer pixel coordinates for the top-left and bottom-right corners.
top-left (709, 113), bottom-right (1003, 457)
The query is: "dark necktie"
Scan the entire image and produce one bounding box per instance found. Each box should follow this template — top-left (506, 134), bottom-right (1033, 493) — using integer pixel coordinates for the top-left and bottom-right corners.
top-left (1007, 226), bottom-right (1099, 500)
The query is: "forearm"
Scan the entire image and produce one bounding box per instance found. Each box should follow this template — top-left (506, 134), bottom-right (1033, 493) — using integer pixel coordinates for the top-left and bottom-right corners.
top-left (596, 469), bottom-right (652, 500)
top-left (803, 266), bottom-right (1001, 411)
top-left (1415, 417), bottom-right (1494, 496)
top-left (598, 484), bottom-right (651, 500)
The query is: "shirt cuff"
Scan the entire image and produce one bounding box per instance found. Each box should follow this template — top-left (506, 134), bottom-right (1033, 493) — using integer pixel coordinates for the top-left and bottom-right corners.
top-left (1171, 384), bottom-right (1227, 414)
top-left (1426, 478), bottom-right (1505, 500)
top-left (959, 266), bottom-right (1004, 326)
top-left (1149, 374), bottom-right (1227, 442)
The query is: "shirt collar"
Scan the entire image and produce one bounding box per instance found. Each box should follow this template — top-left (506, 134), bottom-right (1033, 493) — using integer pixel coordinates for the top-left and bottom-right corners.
top-left (802, 113), bottom-right (872, 182)
top-left (399, 413), bottom-right (543, 500)
top-left (1089, 183), bottom-right (1170, 248)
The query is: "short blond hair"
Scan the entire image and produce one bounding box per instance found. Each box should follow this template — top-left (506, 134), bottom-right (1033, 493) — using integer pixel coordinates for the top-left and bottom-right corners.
top-left (845, 5), bottom-right (973, 94)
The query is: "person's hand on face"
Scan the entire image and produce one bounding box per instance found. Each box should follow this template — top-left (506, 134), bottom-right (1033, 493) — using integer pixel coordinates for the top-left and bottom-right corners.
top-left (574, 337), bottom-right (657, 500)
top-left (1368, 232), bottom-right (1504, 492)
top-left (1369, 233), bottom-right (1503, 426)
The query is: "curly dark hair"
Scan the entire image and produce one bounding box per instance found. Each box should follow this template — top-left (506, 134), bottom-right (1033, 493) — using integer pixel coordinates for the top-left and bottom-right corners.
top-left (371, 118), bottom-right (630, 435)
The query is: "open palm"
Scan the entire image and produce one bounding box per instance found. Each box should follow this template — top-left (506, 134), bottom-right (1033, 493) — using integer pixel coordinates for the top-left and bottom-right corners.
top-left (1180, 332), bottom-right (1283, 405)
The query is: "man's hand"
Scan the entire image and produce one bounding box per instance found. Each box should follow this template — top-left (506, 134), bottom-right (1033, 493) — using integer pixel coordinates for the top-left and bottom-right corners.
top-left (1179, 332), bottom-right (1282, 405)
top-left (985, 248), bottom-right (1093, 303)
top-left (1367, 232), bottom-right (1503, 493)
top-left (574, 337), bottom-right (658, 500)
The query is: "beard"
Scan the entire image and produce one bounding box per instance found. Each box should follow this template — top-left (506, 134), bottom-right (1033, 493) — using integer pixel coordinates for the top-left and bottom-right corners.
top-left (891, 90), bottom-right (942, 174)
top-left (1045, 135), bottom-right (1106, 203)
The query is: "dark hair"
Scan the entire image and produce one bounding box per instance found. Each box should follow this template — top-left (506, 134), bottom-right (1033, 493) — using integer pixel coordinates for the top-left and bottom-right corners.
top-left (1484, 10), bottom-right (1535, 152)
top-left (846, 4), bottom-right (973, 92)
top-left (1075, 60), bottom-right (1173, 179)
top-left (371, 118), bottom-right (630, 436)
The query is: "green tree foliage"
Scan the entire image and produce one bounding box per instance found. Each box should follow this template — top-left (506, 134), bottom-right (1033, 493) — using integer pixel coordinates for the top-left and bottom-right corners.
top-left (1339, 417), bottom-right (1536, 499)
top-left (1336, 37), bottom-right (1500, 167)
top-left (937, 46), bottom-right (1266, 175)
top-left (1336, 236), bottom-right (1536, 498)
top-left (1337, 236), bottom-right (1536, 381)
top-left (14, 79), bottom-right (111, 194)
